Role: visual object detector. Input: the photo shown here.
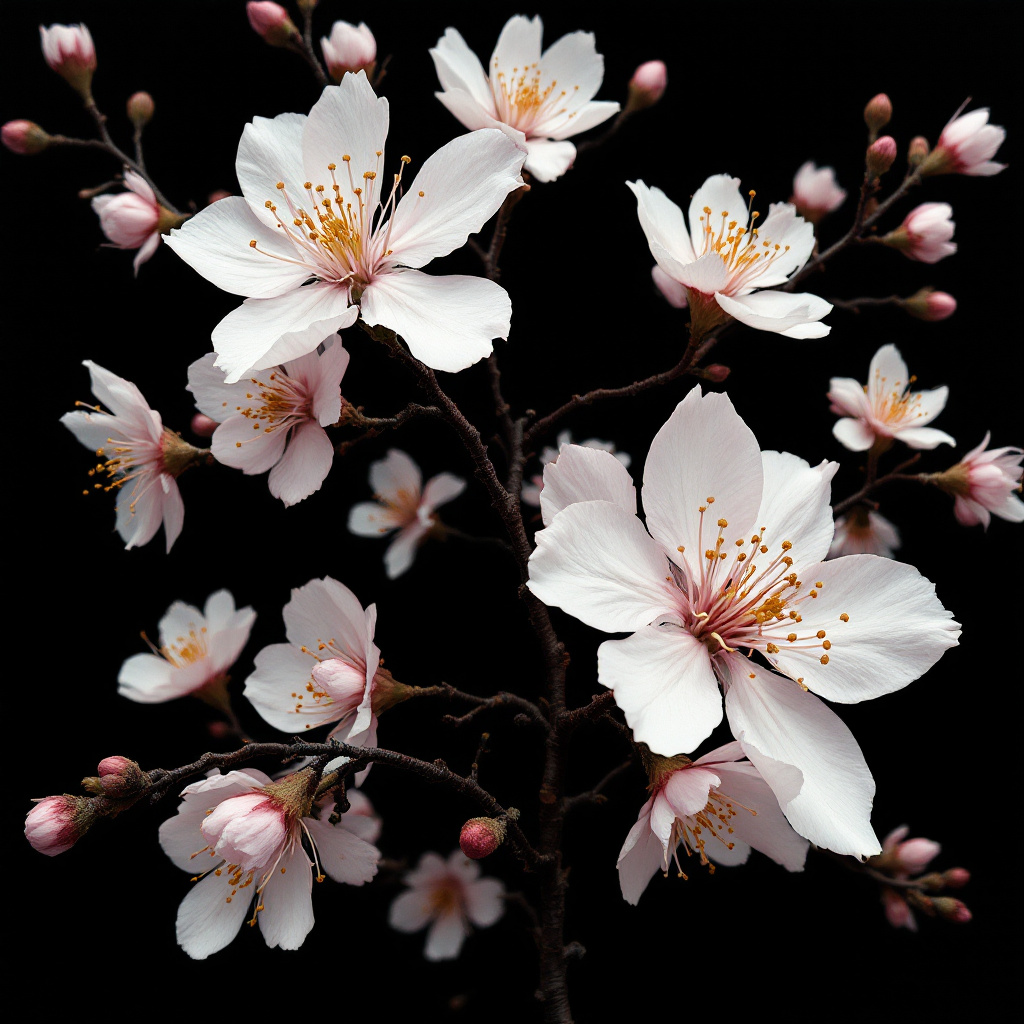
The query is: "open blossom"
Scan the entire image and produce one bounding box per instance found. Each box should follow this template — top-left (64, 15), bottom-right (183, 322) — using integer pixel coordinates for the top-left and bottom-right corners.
top-left (883, 203), bottom-right (957, 263)
top-left (932, 433), bottom-right (1024, 529)
top-left (159, 767), bottom-right (379, 958)
top-left (528, 386), bottom-right (960, 855)
top-left (92, 171), bottom-right (179, 275)
top-left (118, 589), bottom-right (256, 705)
top-left (628, 174), bottom-right (832, 340)
top-left (347, 449), bottom-right (466, 578)
top-left (61, 361), bottom-right (201, 552)
top-left (165, 72), bottom-right (526, 383)
top-left (187, 342), bottom-right (348, 506)
top-left (919, 106), bottom-right (1007, 176)
top-left (39, 23), bottom-right (95, 96)
top-left (389, 850), bottom-right (505, 960)
top-left (430, 15), bottom-right (618, 183)
top-left (790, 161), bottom-right (847, 223)
top-left (617, 742), bottom-right (808, 905)
top-left (828, 343), bottom-right (955, 452)
top-left (321, 21), bottom-right (376, 81)
top-left (522, 430), bottom-right (631, 510)
top-left (828, 508), bottom-right (901, 559)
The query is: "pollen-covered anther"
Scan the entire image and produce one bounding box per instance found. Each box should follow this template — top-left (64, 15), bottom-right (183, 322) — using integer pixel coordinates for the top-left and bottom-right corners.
top-left (820, 654), bottom-right (830, 665)
top-left (816, 630), bottom-right (826, 639)
top-left (840, 612), bottom-right (850, 622)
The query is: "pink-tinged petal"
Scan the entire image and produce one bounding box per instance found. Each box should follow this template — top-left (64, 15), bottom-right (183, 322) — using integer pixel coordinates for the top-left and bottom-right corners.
top-left (643, 386), bottom-right (763, 581)
top-left (388, 889), bottom-right (434, 933)
top-left (954, 495), bottom-right (989, 528)
top-left (348, 500), bottom-right (399, 537)
top-left (156, 598), bottom-right (203, 646)
top-left (360, 270), bottom-right (508, 372)
top-left (540, 444), bottom-right (636, 526)
top-left (160, 481), bottom-right (185, 553)
top-left (267, 421), bottom-right (334, 506)
top-left (209, 621), bottom-right (257, 676)
top-left (244, 643), bottom-right (329, 732)
top-left (302, 72), bottom-right (389, 186)
top-left (827, 376), bottom-right (871, 419)
top-left (235, 112), bottom-right (307, 204)
top-left (544, 101), bottom-right (618, 141)
top-left (258, 844), bottom-right (314, 950)
top-left (714, 290), bottom-right (832, 338)
top-left (283, 577), bottom-right (370, 661)
top-left (764, 554), bottom-right (960, 703)
top-left (421, 472), bottom-right (466, 512)
top-left (370, 448), bottom-right (422, 500)
top-left (537, 30), bottom-right (606, 103)
top-left (434, 86), bottom-right (509, 133)
top-left (384, 520), bottom-right (432, 578)
top-left (430, 29), bottom-right (495, 110)
top-left (671, 253), bottom-right (731, 295)
top-left (491, 14), bottom-right (543, 68)
top-left (187, 352), bottom-right (242, 422)
top-left (424, 912), bottom-right (469, 961)
top-left (662, 767), bottom-right (721, 820)
top-left (627, 180), bottom-right (696, 275)
top-left (213, 414), bottom-right (289, 474)
top-left (832, 417), bottom-right (877, 452)
top-left (211, 286), bottom-right (358, 385)
top-left (175, 869), bottom-right (252, 959)
top-left (132, 232), bottom-right (161, 275)
top-left (304, 818), bottom-right (379, 885)
top-left (522, 139), bottom-right (577, 182)
top-left (652, 265), bottom-right (689, 308)
top-left (310, 342), bottom-right (349, 425)
top-left (599, 625), bottom-right (723, 755)
top-left (464, 878), bottom-right (505, 927)
top-left (687, 174), bottom-right (747, 253)
top-left (387, 130), bottom-right (525, 267)
top-left (617, 808), bottom-right (667, 905)
top-left (117, 653), bottom-right (177, 703)
top-left (722, 660), bottom-right (880, 857)
top-left (528, 500), bottom-right (678, 633)
top-left (164, 196), bottom-right (311, 298)
top-left (81, 360), bottom-right (153, 423)
top-left (114, 478), bottom-right (165, 551)
top-left (755, 452), bottom-right (838, 570)
top-left (892, 425), bottom-right (957, 450)
top-left (60, 409), bottom-right (121, 454)
top-left (749, 204), bottom-right (815, 286)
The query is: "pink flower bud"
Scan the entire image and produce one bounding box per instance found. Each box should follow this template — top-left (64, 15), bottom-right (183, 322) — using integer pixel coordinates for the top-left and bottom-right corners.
top-left (191, 413), bottom-right (219, 438)
top-left (1, 119), bottom-right (51, 155)
top-left (791, 161), bottom-right (847, 223)
top-left (459, 816), bottom-right (507, 859)
top-left (206, 189), bottom-right (232, 205)
top-left (702, 364), bottom-right (731, 383)
top-left (127, 91), bottom-right (155, 128)
top-left (919, 106), bottom-right (1006, 177)
top-left (25, 795), bottom-right (97, 856)
top-left (39, 23), bottom-right (96, 99)
top-left (246, 2), bottom-right (299, 48)
top-left (881, 889), bottom-right (916, 931)
top-left (94, 756), bottom-right (146, 796)
top-left (942, 867), bottom-right (971, 889)
top-left (907, 136), bottom-right (930, 168)
top-left (892, 836), bottom-right (941, 874)
top-left (902, 287), bottom-right (956, 322)
top-left (932, 897), bottom-right (972, 923)
top-left (320, 21), bottom-right (377, 82)
top-left (883, 203), bottom-right (957, 263)
top-left (864, 93), bottom-right (893, 134)
top-left (626, 60), bottom-right (667, 112)
top-left (866, 135), bottom-right (897, 177)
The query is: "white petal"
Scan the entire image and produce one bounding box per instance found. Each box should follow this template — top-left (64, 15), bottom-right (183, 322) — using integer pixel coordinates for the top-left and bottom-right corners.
top-left (370, 448), bottom-right (422, 501)
top-left (186, 352), bottom-right (242, 422)
top-left (430, 28), bottom-right (494, 110)
top-left (117, 653), bottom-right (181, 703)
top-left (244, 644), bottom-right (331, 732)
top-left (687, 174), bottom-right (747, 255)
top-left (421, 472), bottom-right (467, 512)
top-left (235, 112), bottom-right (307, 204)
top-left (267, 421), bottom-right (334, 506)
top-left (283, 577), bottom-right (369, 663)
top-left (309, 342), bottom-right (349, 425)
top-left (258, 844), bottom-right (315, 950)
top-left (544, 101), bottom-right (619, 140)
top-left (175, 871), bottom-right (251, 959)
top-left (832, 417), bottom-right (876, 452)
top-left (866, 344), bottom-right (909, 404)
top-left (492, 14), bottom-right (543, 69)
top-left (626, 180), bottom-right (696, 275)
top-left (424, 913), bottom-right (469, 961)
top-left (388, 889), bottom-right (433, 933)
top-left (616, 809), bottom-right (666, 905)
top-left (714, 290), bottom-right (832, 338)
top-left (304, 818), bottom-right (379, 885)
top-left (750, 203), bottom-right (815, 285)
top-left (212, 414), bottom-right (289, 475)
top-left (893, 425), bottom-right (957, 450)
top-left (435, 86), bottom-right (508, 133)
top-left (347, 500), bottom-right (398, 537)
top-left (385, 520), bottom-right (432, 578)
top-left (522, 139), bottom-right (577, 182)
top-left (464, 878), bottom-right (505, 927)
top-left (540, 444), bottom-right (636, 526)
top-left (827, 376), bottom-right (871, 418)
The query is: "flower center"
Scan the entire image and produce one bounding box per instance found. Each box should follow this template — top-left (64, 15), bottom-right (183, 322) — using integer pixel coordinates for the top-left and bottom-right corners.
top-left (144, 622), bottom-right (209, 668)
top-left (665, 788), bottom-right (751, 880)
top-left (231, 369), bottom-right (312, 450)
top-left (491, 60), bottom-right (578, 133)
top-left (428, 878), bottom-right (464, 916)
top-left (869, 369), bottom-right (928, 428)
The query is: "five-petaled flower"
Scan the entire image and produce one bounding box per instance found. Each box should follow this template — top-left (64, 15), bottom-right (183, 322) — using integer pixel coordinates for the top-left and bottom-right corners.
top-left (931, 433), bottom-right (1024, 529)
top-left (527, 386), bottom-right (960, 855)
top-left (430, 15), bottom-right (619, 183)
top-left (165, 72), bottom-right (526, 383)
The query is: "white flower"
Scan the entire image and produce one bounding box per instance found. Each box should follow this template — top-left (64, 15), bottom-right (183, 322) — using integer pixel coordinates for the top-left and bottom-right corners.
top-left (828, 343), bottom-right (956, 452)
top-left (828, 509), bottom-right (902, 559)
top-left (920, 106), bottom-right (1007, 177)
top-left (933, 433), bottom-right (1024, 529)
top-left (60, 360), bottom-right (196, 552)
top-left (164, 72), bottom-right (526, 383)
top-left (118, 589), bottom-right (256, 704)
top-left (347, 449), bottom-right (466, 578)
top-left (790, 161), bottom-right (847, 223)
top-left (527, 386), bottom-right (960, 855)
top-left (883, 202), bottom-right (957, 264)
top-left (617, 742), bottom-right (808, 905)
top-left (158, 767), bottom-right (379, 959)
top-left (430, 14), bottom-right (619, 183)
top-left (628, 173), bottom-right (832, 340)
top-left (388, 849), bottom-right (505, 960)
top-left (522, 430), bottom-right (631, 509)
top-left (187, 341), bottom-right (348, 506)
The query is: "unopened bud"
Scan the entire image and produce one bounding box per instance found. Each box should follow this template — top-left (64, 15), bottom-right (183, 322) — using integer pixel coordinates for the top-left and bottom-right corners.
top-left (932, 896), bottom-right (972, 923)
top-left (127, 91), bottom-right (155, 128)
top-left (39, 23), bottom-right (97, 101)
top-left (907, 136), bottom-right (930, 168)
top-left (701, 364), bottom-right (731, 383)
top-left (25, 794), bottom-right (98, 856)
top-left (93, 755), bottom-right (146, 796)
top-left (246, 2), bottom-right (300, 48)
top-left (2, 119), bottom-right (52, 155)
top-left (459, 816), bottom-right (507, 859)
top-left (191, 413), bottom-right (219, 438)
top-left (320, 20), bottom-right (377, 82)
top-left (902, 287), bottom-right (957, 322)
top-left (206, 189), bottom-right (232, 205)
top-left (866, 135), bottom-right (897, 177)
top-left (625, 60), bottom-right (668, 113)
top-left (864, 93), bottom-right (893, 138)
top-left (941, 867), bottom-right (971, 889)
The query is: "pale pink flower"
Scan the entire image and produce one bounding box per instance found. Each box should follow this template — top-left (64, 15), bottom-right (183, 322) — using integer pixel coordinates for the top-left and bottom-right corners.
top-left (25, 795), bottom-right (96, 857)
top-left (883, 202), bottom-right (957, 264)
top-left (348, 449), bottom-right (466, 578)
top-left (935, 433), bottom-right (1024, 529)
top-left (920, 106), bottom-right (1007, 176)
top-left (828, 508), bottom-right (901, 559)
top-left (245, 2), bottom-right (296, 46)
top-left (388, 850), bottom-right (505, 960)
top-left (527, 386), bottom-right (960, 855)
top-left (790, 161), bottom-right (847, 223)
top-left (159, 767), bottom-right (379, 958)
top-left (187, 342), bottom-right (348, 506)
top-left (628, 174), bottom-right (832, 340)
top-left (91, 171), bottom-right (167, 274)
top-left (165, 72), bottom-right (526, 383)
top-left (61, 360), bottom-right (195, 552)
top-left (39, 23), bottom-right (96, 95)
top-left (522, 430), bottom-right (631, 510)
top-left (321, 21), bottom-right (376, 81)
top-left (828, 343), bottom-right (955, 452)
top-left (617, 742), bottom-right (808, 905)
top-left (880, 824), bottom-right (941, 875)
top-left (430, 15), bottom-right (619, 183)
top-left (118, 589), bottom-right (256, 704)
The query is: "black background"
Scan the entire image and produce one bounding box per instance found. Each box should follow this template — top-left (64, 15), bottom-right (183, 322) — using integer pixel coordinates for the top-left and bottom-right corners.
top-left (4, 1), bottom-right (1021, 1019)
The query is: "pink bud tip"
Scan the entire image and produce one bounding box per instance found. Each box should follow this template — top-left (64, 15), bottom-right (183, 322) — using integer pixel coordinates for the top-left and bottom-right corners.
top-left (2, 119), bottom-right (51, 155)
top-left (97, 756), bottom-right (135, 777)
top-left (627, 61), bottom-right (667, 109)
top-left (942, 867), bottom-right (971, 889)
top-left (904, 287), bottom-right (957, 322)
top-left (908, 136), bottom-right (930, 167)
top-left (246, 2), bottom-right (297, 46)
top-left (206, 190), bottom-right (232, 205)
top-left (25, 795), bottom-right (95, 857)
top-left (866, 135), bottom-right (897, 176)
top-left (191, 413), bottom-right (219, 438)
top-left (459, 817), bottom-right (506, 859)
top-left (934, 897), bottom-right (972, 923)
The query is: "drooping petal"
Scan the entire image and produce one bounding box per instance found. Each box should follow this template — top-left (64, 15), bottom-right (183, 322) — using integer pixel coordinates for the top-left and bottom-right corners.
top-left (175, 869), bottom-right (252, 959)
top-left (714, 290), bottom-right (832, 338)
top-left (832, 417), bottom-right (877, 451)
top-left (545, 101), bottom-right (619, 140)
top-left (539, 444), bottom-right (636, 526)
top-left (384, 520), bottom-right (432, 578)
top-left (258, 843), bottom-right (315, 950)
top-left (617, 806), bottom-right (667, 906)
top-left (117, 653), bottom-right (177, 703)
top-left (892, 425), bottom-right (957, 449)
top-left (310, 341), bottom-right (349, 426)
top-left (267, 421), bottom-right (334, 506)
top-left (522, 139), bottom-right (577, 182)
top-left (424, 913), bottom-right (469, 961)
top-left (627, 180), bottom-right (697, 276)
top-left (303, 818), bottom-right (379, 885)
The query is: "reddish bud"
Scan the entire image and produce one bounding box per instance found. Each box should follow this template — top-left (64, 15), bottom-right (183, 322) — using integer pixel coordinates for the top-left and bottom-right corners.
top-left (864, 93), bottom-right (893, 136)
top-left (93, 755), bottom-right (146, 796)
top-left (902, 287), bottom-right (957, 322)
top-left (702, 364), bottom-right (731, 383)
top-left (320, 20), bottom-right (377, 82)
top-left (25, 795), bottom-right (97, 856)
top-left (459, 816), bottom-right (507, 859)
top-left (625, 60), bottom-right (667, 113)
top-left (206, 189), bottom-right (232, 205)
top-left (941, 867), bottom-right (971, 889)
top-left (127, 91), bottom-right (155, 128)
top-left (908, 136), bottom-right (930, 168)
top-left (932, 897), bottom-right (972, 923)
top-left (190, 413), bottom-right (219, 438)
top-left (2, 119), bottom-right (52, 155)
top-left (246, 2), bottom-right (299, 48)
top-left (866, 135), bottom-right (897, 177)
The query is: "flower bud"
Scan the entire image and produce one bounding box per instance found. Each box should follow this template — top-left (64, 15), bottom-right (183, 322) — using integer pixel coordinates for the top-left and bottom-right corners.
top-left (39, 23), bottom-right (97, 100)
top-left (902, 287), bottom-right (957, 322)
top-left (907, 136), bottom-right (930, 168)
top-left (246, 2), bottom-right (299, 48)
top-left (701, 364), bottom-right (731, 383)
top-left (866, 135), bottom-right (897, 177)
top-left (320, 20), bottom-right (377, 82)
top-left (127, 91), bottom-right (155, 128)
top-left (190, 413), bottom-right (219, 438)
top-left (863, 93), bottom-right (893, 137)
top-left (459, 816), bottom-right (507, 859)
top-left (94, 755), bottom-right (146, 797)
top-left (931, 896), bottom-right (972, 923)
top-left (625, 60), bottom-right (667, 113)
top-left (206, 189), bottom-right (232, 205)
top-left (25, 794), bottom-right (97, 856)
top-left (2, 119), bottom-right (52, 155)
top-left (882, 203), bottom-right (956, 264)
top-left (941, 867), bottom-right (971, 889)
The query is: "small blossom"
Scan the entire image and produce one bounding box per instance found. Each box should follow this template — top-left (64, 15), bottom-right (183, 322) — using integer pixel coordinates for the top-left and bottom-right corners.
top-left (883, 203), bottom-right (957, 263)
top-left (321, 21), bottom-right (376, 82)
top-left (522, 430), bottom-right (632, 511)
top-left (245, 2), bottom-right (298, 47)
top-left (430, 15), bottom-right (619, 182)
top-left (39, 23), bottom-right (96, 98)
top-left (187, 342), bottom-right (348, 506)
top-left (930, 433), bottom-right (1024, 529)
top-left (2, 119), bottom-right (51, 155)
top-left (902, 287), bottom-right (957, 322)
top-left (25, 794), bottom-right (97, 857)
top-left (828, 508), bottom-right (901, 559)
top-left (348, 449), bottom-right (466, 578)
top-left (61, 361), bottom-right (203, 552)
top-left (790, 162), bottom-right (847, 223)
top-left (388, 850), bottom-right (505, 961)
top-left (919, 106), bottom-right (1006, 176)
top-left (828, 343), bottom-right (955, 452)
top-left (625, 60), bottom-right (667, 112)
top-left (118, 589), bottom-right (256, 706)
top-left (92, 171), bottom-right (182, 275)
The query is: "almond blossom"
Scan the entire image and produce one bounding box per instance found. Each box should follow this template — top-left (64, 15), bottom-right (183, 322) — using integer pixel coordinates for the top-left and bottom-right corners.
top-left (527, 386), bottom-right (960, 855)
top-left (164, 71), bottom-right (526, 383)
top-left (92, 171), bottom-right (180, 275)
top-left (882, 202), bottom-right (957, 263)
top-left (919, 106), bottom-right (1007, 176)
top-left (521, 430), bottom-right (631, 511)
top-left (617, 742), bottom-right (808, 905)
top-left (430, 14), bottom-right (619, 183)
top-left (828, 508), bottom-right (902, 559)
top-left (628, 174), bottom-right (832, 341)
top-left (347, 449), bottom-right (466, 578)
top-left (828, 344), bottom-right (956, 452)
top-left (158, 767), bottom-right (380, 958)
top-left (187, 341), bottom-right (349, 506)
top-left (388, 849), bottom-right (505, 961)
top-left (118, 589), bottom-right (256, 705)
top-left (61, 360), bottom-right (201, 552)
top-left (790, 161), bottom-right (847, 224)
top-left (931, 433), bottom-right (1024, 529)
